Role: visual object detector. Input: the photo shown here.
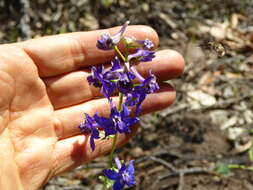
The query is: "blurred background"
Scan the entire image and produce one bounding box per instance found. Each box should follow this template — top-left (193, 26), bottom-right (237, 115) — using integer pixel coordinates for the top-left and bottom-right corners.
top-left (1, 0), bottom-right (253, 189)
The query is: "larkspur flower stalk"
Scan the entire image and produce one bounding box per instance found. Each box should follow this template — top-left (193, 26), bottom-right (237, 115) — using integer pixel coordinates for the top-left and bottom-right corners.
top-left (79, 21), bottom-right (159, 190)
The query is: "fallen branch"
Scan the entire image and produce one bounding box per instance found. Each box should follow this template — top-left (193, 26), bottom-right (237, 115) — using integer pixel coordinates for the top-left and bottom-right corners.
top-left (150, 156), bottom-right (177, 172)
top-left (158, 167), bottom-right (214, 180)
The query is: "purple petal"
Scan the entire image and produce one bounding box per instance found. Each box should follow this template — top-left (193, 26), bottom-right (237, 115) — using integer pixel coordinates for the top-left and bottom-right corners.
top-left (117, 121), bottom-right (129, 133)
top-left (102, 80), bottom-right (116, 98)
top-left (130, 66), bottom-right (145, 82)
top-left (94, 114), bottom-right (113, 127)
top-left (94, 114), bottom-right (116, 136)
top-left (114, 157), bottom-right (122, 169)
top-left (137, 39), bottom-right (154, 49)
top-left (142, 72), bottom-right (159, 93)
top-left (135, 104), bottom-right (142, 116)
top-left (118, 164), bottom-right (127, 174)
top-left (90, 136), bottom-right (95, 151)
top-left (117, 74), bottom-right (133, 94)
top-left (105, 125), bottom-right (117, 136)
top-left (121, 104), bottom-right (130, 117)
top-left (124, 117), bottom-right (139, 127)
top-left (113, 179), bottom-right (125, 190)
top-left (96, 33), bottom-right (113, 50)
top-left (111, 57), bottom-right (122, 71)
top-left (128, 160), bottom-right (135, 176)
top-left (112, 21), bottom-right (130, 45)
top-left (91, 128), bottom-right (100, 139)
top-left (128, 49), bottom-right (155, 62)
top-left (125, 94), bottom-right (136, 106)
top-left (103, 169), bottom-right (119, 180)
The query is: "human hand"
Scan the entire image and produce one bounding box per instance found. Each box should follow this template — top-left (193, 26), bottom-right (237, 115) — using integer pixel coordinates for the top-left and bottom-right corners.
top-left (0, 26), bottom-right (184, 190)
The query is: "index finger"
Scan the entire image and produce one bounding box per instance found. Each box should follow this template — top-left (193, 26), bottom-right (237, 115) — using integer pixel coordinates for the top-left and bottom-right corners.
top-left (17, 25), bottom-right (159, 77)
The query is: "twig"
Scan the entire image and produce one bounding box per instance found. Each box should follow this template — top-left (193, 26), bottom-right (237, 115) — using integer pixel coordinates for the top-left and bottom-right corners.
top-left (148, 156), bottom-right (213, 190)
top-left (159, 167), bottom-right (214, 180)
top-left (177, 172), bottom-right (184, 190)
top-left (150, 156), bottom-right (177, 172)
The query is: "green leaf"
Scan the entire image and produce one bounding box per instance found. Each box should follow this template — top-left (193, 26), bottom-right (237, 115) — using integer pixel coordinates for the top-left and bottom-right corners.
top-left (99, 175), bottom-right (114, 189)
top-left (216, 162), bottom-right (231, 176)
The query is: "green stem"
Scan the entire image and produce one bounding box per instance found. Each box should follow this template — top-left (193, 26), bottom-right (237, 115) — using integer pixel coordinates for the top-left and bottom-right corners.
top-left (114, 46), bottom-right (126, 62)
top-left (103, 46), bottom-right (126, 189)
top-left (117, 92), bottom-right (124, 111)
top-left (228, 164), bottom-right (253, 171)
top-left (108, 133), bottom-right (119, 167)
top-left (108, 92), bottom-right (124, 167)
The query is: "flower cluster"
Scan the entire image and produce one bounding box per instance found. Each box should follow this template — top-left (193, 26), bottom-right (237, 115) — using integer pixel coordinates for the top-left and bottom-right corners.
top-left (79, 21), bottom-right (159, 190)
top-left (103, 157), bottom-right (135, 190)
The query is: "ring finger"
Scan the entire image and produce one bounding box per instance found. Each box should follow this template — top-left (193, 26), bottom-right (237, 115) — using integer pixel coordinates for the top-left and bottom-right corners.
top-left (44, 49), bottom-right (184, 109)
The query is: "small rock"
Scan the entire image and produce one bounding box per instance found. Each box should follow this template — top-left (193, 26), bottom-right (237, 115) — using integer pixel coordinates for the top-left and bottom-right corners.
top-left (131, 147), bottom-right (144, 157)
top-left (187, 90), bottom-right (216, 108)
top-left (142, 3), bottom-right (149, 12)
top-left (209, 21), bottom-right (228, 40)
top-left (209, 110), bottom-right (228, 125)
top-left (227, 127), bottom-right (245, 140)
top-left (233, 101), bottom-right (248, 111)
top-left (159, 12), bottom-right (177, 29)
top-left (244, 110), bottom-right (253, 123)
top-left (235, 139), bottom-right (251, 153)
top-left (80, 14), bottom-right (99, 30)
top-left (94, 184), bottom-right (103, 190)
top-left (221, 116), bottom-right (238, 130)
top-left (171, 32), bottom-right (179, 39)
top-left (223, 87), bottom-right (234, 98)
top-left (146, 133), bottom-right (158, 142)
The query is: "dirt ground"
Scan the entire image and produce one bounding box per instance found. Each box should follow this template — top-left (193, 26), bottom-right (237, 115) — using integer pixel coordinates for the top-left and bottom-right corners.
top-left (1, 0), bottom-right (253, 189)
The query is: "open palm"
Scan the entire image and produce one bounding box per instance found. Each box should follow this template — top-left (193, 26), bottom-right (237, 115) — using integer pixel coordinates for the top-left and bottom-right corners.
top-left (0, 26), bottom-right (184, 190)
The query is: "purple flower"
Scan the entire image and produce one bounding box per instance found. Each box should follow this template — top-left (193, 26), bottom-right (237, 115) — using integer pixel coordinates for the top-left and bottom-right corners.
top-left (103, 157), bottom-right (135, 190)
top-left (94, 112), bottom-right (117, 136)
top-left (87, 65), bottom-right (117, 99)
top-left (96, 33), bottom-right (113, 51)
top-left (136, 39), bottom-right (154, 49)
top-left (141, 71), bottom-right (160, 94)
top-left (87, 66), bottom-right (104, 88)
top-left (117, 72), bottom-right (135, 94)
top-left (79, 113), bottom-right (100, 151)
top-left (94, 104), bottom-right (139, 135)
top-left (128, 49), bottom-right (155, 62)
top-left (111, 56), bottom-right (122, 71)
top-left (130, 67), bottom-right (159, 94)
top-left (97, 21), bottom-right (130, 50)
top-left (125, 69), bottom-right (159, 115)
top-left (87, 57), bottom-right (138, 98)
top-left (125, 86), bottom-right (146, 115)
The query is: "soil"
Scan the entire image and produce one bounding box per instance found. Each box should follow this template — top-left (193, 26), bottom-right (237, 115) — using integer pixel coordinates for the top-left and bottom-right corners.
top-left (1, 0), bottom-right (253, 189)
